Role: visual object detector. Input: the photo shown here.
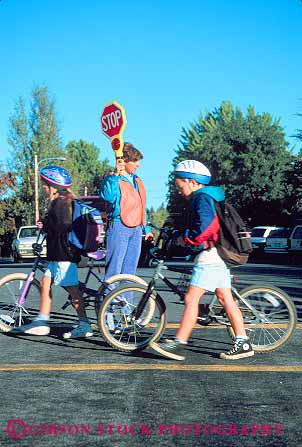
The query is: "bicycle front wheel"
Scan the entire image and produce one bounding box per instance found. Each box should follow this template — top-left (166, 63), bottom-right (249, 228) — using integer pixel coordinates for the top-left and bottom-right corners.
top-left (230, 284), bottom-right (297, 352)
top-left (94, 273), bottom-right (148, 317)
top-left (0, 273), bottom-right (41, 331)
top-left (98, 284), bottom-right (166, 352)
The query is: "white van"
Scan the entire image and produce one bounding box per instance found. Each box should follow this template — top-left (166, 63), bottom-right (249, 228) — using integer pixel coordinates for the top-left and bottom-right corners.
top-left (11, 226), bottom-right (47, 262)
top-left (265, 225), bottom-right (302, 255)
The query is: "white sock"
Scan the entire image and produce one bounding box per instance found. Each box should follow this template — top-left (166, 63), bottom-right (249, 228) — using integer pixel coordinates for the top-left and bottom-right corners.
top-left (176, 338), bottom-right (187, 345)
top-left (235, 335), bottom-right (248, 342)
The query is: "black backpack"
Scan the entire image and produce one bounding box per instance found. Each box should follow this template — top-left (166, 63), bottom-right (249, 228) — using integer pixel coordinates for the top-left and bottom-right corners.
top-left (214, 201), bottom-right (253, 266)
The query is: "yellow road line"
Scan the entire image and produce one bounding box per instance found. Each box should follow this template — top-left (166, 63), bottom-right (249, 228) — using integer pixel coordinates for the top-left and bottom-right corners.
top-left (163, 323), bottom-right (302, 329)
top-left (93, 323), bottom-right (302, 330)
top-left (0, 363), bottom-right (301, 372)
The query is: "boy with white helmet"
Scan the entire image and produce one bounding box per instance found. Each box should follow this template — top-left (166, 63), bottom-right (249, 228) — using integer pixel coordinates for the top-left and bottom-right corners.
top-left (150, 160), bottom-right (254, 361)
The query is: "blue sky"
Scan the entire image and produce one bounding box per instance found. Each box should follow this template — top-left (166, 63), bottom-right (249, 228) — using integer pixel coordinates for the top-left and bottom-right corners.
top-left (0, 0), bottom-right (301, 208)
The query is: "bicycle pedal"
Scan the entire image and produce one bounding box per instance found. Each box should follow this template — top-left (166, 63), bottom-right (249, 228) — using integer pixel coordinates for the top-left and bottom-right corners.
top-left (197, 315), bottom-right (212, 326)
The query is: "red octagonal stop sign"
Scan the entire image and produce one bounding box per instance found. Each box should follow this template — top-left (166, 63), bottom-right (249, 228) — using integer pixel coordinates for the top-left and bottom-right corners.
top-left (100, 102), bottom-right (126, 138)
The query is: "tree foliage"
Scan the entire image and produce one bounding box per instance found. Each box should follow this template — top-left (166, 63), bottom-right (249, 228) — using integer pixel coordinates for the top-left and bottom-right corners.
top-left (6, 86), bottom-right (113, 227)
top-left (168, 101), bottom-right (293, 225)
top-left (7, 86), bottom-right (64, 225)
top-left (288, 109), bottom-right (302, 216)
top-left (285, 155), bottom-right (302, 216)
top-left (0, 165), bottom-right (16, 236)
top-left (65, 140), bottom-right (113, 196)
top-left (148, 203), bottom-right (168, 237)
top-left (294, 109), bottom-right (302, 144)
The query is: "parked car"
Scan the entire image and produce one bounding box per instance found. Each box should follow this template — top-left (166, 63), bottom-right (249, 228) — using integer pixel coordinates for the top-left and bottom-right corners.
top-left (264, 227), bottom-right (293, 255)
top-left (11, 226), bottom-right (47, 262)
top-left (289, 225), bottom-right (302, 252)
top-left (264, 225), bottom-right (302, 256)
top-left (251, 226), bottom-right (282, 254)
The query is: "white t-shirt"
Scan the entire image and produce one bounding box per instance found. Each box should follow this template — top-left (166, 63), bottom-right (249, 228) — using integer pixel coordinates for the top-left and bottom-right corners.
top-left (194, 246), bottom-right (224, 265)
top-left (124, 173), bottom-right (134, 185)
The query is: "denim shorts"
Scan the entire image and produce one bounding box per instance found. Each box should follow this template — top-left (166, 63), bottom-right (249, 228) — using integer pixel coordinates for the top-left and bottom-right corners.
top-left (190, 262), bottom-right (231, 292)
top-left (44, 261), bottom-right (79, 286)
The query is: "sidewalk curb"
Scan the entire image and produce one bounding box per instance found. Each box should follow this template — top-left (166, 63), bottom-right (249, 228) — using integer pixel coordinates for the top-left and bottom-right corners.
top-left (0, 258), bottom-right (14, 264)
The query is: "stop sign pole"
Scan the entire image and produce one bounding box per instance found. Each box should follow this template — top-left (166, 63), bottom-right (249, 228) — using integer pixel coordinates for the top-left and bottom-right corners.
top-left (100, 101), bottom-right (127, 174)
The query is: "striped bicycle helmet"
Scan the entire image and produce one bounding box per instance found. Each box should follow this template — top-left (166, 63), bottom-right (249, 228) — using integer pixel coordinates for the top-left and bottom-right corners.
top-left (40, 165), bottom-right (72, 188)
top-left (174, 160), bottom-right (211, 185)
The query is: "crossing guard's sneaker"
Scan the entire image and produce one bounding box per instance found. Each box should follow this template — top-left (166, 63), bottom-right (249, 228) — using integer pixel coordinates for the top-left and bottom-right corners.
top-left (219, 338), bottom-right (254, 360)
top-left (63, 322), bottom-right (93, 339)
top-left (11, 320), bottom-right (50, 336)
top-left (149, 338), bottom-right (185, 361)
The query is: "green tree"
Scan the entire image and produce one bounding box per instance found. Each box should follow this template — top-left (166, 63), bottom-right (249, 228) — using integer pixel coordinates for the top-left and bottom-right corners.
top-left (168, 101), bottom-right (292, 225)
top-left (294, 107), bottom-right (302, 144)
top-left (0, 165), bottom-right (16, 236)
top-left (147, 203), bottom-right (168, 237)
top-left (7, 85), bottom-right (64, 224)
top-left (285, 155), bottom-right (302, 216)
top-left (65, 140), bottom-right (113, 196)
top-left (7, 87), bottom-right (113, 225)
top-left (287, 108), bottom-right (302, 217)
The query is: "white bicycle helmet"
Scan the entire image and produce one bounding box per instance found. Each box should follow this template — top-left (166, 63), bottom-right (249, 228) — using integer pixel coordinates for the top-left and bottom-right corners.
top-left (174, 160), bottom-right (211, 184)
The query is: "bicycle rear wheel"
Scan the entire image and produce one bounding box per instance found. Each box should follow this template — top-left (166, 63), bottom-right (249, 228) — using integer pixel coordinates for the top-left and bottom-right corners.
top-left (0, 273), bottom-right (41, 331)
top-left (229, 284), bottom-right (297, 352)
top-left (98, 284), bottom-right (166, 352)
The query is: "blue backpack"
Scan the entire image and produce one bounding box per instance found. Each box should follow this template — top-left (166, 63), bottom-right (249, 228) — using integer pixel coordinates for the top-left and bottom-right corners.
top-left (68, 200), bottom-right (104, 254)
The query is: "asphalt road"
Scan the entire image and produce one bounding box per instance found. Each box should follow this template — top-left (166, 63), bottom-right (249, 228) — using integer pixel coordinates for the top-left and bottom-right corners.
top-left (0, 261), bottom-right (301, 447)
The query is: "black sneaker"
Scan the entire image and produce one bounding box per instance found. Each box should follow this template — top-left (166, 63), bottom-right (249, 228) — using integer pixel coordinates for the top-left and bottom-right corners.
top-left (149, 338), bottom-right (185, 361)
top-left (219, 338), bottom-right (254, 360)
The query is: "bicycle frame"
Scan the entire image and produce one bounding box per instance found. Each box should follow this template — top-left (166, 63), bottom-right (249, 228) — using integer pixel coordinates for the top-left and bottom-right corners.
top-left (61, 252), bottom-right (107, 310)
top-left (15, 235), bottom-right (47, 307)
top-left (132, 259), bottom-right (240, 326)
top-left (10, 231), bottom-right (105, 311)
top-left (133, 261), bottom-right (183, 320)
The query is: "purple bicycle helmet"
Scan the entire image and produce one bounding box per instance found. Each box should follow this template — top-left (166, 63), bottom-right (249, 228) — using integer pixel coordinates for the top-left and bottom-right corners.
top-left (40, 165), bottom-right (72, 188)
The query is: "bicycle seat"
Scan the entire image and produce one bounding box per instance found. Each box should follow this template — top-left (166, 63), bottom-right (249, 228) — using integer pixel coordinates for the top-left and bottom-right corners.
top-left (87, 249), bottom-right (106, 261)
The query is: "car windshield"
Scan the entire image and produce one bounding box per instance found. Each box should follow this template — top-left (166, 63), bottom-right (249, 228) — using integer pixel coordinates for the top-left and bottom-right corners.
top-left (268, 228), bottom-right (291, 238)
top-left (19, 228), bottom-right (38, 238)
top-left (251, 228), bottom-right (267, 237)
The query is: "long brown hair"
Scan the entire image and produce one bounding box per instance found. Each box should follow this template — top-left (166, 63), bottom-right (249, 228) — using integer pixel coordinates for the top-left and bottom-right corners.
top-left (47, 188), bottom-right (75, 224)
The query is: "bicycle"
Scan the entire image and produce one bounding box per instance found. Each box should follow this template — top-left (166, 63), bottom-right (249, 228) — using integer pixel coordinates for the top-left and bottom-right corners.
top-left (98, 252), bottom-right (297, 353)
top-left (0, 236), bottom-right (147, 332)
top-left (142, 223), bottom-right (194, 267)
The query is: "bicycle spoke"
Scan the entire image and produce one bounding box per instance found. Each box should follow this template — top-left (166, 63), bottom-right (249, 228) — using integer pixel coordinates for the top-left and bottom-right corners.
top-left (99, 284), bottom-right (166, 352)
top-left (238, 285), bottom-right (296, 351)
top-left (0, 275), bottom-right (41, 329)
